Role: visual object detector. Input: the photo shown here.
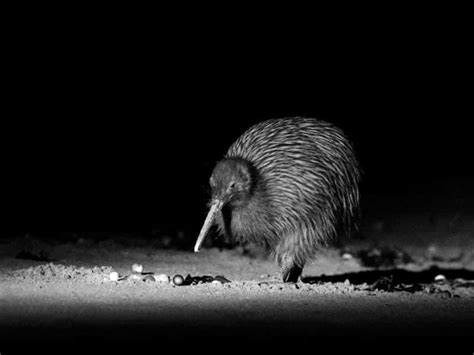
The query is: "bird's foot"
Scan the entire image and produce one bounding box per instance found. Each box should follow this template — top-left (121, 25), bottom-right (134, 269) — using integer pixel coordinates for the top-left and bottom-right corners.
top-left (276, 252), bottom-right (304, 283)
top-left (282, 265), bottom-right (303, 283)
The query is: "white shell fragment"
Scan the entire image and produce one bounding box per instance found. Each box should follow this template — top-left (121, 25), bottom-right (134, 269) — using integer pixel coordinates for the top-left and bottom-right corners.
top-left (211, 280), bottom-right (222, 286)
top-left (342, 253), bottom-right (353, 260)
top-left (155, 274), bottom-right (170, 283)
top-left (132, 264), bottom-right (143, 273)
top-left (109, 271), bottom-right (119, 281)
top-left (434, 274), bottom-right (446, 282)
top-left (143, 274), bottom-right (156, 282)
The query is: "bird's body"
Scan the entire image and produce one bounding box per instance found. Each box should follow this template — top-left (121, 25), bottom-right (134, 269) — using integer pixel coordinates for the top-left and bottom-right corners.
top-left (194, 117), bottom-right (361, 282)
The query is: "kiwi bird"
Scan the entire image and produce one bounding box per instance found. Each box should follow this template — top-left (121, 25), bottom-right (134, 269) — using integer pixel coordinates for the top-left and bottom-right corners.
top-left (194, 117), bottom-right (361, 282)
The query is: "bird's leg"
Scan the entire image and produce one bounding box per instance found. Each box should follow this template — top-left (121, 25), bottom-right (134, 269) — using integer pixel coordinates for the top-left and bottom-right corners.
top-left (256, 253), bottom-right (303, 286)
top-left (278, 254), bottom-right (303, 283)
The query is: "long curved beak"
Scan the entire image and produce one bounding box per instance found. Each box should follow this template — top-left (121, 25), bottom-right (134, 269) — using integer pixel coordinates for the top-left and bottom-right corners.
top-left (194, 199), bottom-right (224, 252)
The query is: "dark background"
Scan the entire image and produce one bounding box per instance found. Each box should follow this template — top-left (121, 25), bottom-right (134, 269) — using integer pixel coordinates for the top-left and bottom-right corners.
top-left (3, 10), bottom-right (472, 241)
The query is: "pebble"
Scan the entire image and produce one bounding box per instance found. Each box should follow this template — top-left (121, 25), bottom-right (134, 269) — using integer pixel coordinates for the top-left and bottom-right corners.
top-left (342, 253), bottom-right (353, 260)
top-left (109, 272), bottom-right (119, 281)
top-left (211, 280), bottom-right (222, 286)
top-left (132, 264), bottom-right (143, 273)
top-left (434, 274), bottom-right (446, 282)
top-left (143, 274), bottom-right (156, 282)
top-left (172, 274), bottom-right (185, 286)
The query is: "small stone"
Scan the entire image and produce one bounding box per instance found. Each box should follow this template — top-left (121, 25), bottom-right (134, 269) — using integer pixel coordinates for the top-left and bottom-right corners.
top-left (342, 253), bottom-right (353, 260)
top-left (434, 274), bottom-right (446, 282)
top-left (155, 274), bottom-right (170, 283)
top-left (211, 280), bottom-right (222, 286)
top-left (132, 264), bottom-right (143, 273)
top-left (143, 274), bottom-right (156, 282)
top-left (109, 271), bottom-right (119, 281)
top-left (172, 274), bottom-right (185, 286)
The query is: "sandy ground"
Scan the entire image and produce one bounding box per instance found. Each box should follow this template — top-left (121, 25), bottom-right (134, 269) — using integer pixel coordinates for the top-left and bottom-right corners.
top-left (1, 230), bottom-right (474, 353)
top-left (1, 186), bottom-right (474, 353)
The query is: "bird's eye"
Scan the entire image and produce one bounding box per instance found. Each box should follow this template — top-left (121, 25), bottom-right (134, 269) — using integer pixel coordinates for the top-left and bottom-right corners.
top-left (229, 181), bottom-right (236, 189)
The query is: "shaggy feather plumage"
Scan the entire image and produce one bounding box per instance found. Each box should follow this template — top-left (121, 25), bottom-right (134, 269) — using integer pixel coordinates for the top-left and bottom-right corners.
top-left (203, 117), bottom-right (361, 282)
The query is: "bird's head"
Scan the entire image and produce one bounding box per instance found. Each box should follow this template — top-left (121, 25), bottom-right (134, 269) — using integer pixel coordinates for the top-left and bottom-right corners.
top-left (209, 157), bottom-right (254, 207)
top-left (194, 157), bottom-right (256, 252)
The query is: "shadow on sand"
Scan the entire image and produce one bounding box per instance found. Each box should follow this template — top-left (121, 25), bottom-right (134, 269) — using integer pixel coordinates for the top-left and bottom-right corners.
top-left (302, 265), bottom-right (474, 285)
